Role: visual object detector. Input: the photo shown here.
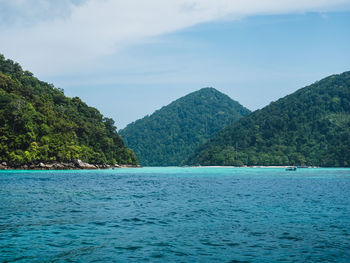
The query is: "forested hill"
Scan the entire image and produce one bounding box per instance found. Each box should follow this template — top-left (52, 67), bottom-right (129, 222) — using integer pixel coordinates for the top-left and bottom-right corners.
top-left (0, 54), bottom-right (137, 166)
top-left (119, 88), bottom-right (251, 166)
top-left (185, 72), bottom-right (350, 167)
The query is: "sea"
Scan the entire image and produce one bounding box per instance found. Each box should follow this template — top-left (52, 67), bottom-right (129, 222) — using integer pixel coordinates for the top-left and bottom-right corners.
top-left (1, 167), bottom-right (350, 262)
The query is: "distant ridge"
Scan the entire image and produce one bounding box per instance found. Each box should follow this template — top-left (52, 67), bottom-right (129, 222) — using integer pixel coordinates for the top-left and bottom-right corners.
top-left (185, 72), bottom-right (350, 167)
top-left (120, 88), bottom-right (251, 166)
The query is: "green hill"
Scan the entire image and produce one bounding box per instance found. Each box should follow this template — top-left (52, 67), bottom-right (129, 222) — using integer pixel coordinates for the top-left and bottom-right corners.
top-left (119, 88), bottom-right (251, 166)
top-left (0, 54), bottom-right (137, 166)
top-left (185, 72), bottom-right (350, 167)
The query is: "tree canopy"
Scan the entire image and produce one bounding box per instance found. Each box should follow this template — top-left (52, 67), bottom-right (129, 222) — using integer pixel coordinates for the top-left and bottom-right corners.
top-left (0, 54), bottom-right (137, 165)
top-left (185, 72), bottom-right (350, 167)
top-left (120, 88), bottom-right (250, 166)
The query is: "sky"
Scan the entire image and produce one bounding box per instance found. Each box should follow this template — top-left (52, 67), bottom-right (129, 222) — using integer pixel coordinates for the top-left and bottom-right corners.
top-left (1, 0), bottom-right (350, 129)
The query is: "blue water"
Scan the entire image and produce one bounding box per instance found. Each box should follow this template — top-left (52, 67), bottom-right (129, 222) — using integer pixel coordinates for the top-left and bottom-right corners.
top-left (1, 167), bottom-right (350, 262)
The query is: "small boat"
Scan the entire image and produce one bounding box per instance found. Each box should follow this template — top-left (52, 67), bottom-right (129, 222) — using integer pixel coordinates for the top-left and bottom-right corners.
top-left (285, 166), bottom-right (297, 171)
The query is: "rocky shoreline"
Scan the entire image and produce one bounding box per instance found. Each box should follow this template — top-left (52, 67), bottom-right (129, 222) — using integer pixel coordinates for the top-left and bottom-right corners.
top-left (0, 159), bottom-right (140, 170)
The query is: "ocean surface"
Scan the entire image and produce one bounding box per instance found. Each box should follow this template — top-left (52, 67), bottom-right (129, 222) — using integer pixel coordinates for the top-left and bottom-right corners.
top-left (1, 167), bottom-right (350, 262)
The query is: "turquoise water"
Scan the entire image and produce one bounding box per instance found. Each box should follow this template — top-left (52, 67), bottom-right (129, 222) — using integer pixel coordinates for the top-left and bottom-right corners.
top-left (1, 167), bottom-right (350, 262)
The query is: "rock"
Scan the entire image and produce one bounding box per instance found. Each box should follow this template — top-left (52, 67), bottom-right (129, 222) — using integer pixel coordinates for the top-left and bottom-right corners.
top-left (0, 160), bottom-right (131, 170)
top-left (54, 163), bottom-right (65, 169)
top-left (45, 164), bottom-right (54, 169)
top-left (74, 159), bottom-right (97, 169)
top-left (74, 159), bottom-right (83, 167)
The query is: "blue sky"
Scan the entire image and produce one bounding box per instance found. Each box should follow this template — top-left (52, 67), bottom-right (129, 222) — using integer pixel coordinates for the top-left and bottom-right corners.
top-left (1, 1), bottom-right (350, 128)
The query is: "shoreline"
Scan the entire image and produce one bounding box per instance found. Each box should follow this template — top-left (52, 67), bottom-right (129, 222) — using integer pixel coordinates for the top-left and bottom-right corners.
top-left (1, 162), bottom-right (334, 170)
top-left (0, 160), bottom-right (140, 170)
top-left (182, 165), bottom-right (319, 168)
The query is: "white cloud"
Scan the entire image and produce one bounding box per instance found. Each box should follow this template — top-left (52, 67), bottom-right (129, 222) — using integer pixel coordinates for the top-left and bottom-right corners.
top-left (1, 0), bottom-right (349, 75)
top-left (0, 0), bottom-right (84, 26)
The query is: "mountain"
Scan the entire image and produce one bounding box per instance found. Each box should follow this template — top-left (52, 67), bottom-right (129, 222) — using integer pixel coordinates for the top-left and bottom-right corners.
top-left (119, 88), bottom-right (251, 166)
top-left (0, 54), bottom-right (137, 166)
top-left (185, 72), bottom-right (350, 167)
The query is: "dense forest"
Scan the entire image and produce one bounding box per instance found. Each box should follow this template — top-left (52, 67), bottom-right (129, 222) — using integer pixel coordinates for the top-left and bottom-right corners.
top-left (120, 88), bottom-right (250, 166)
top-left (185, 72), bottom-right (350, 167)
top-left (0, 54), bottom-right (137, 166)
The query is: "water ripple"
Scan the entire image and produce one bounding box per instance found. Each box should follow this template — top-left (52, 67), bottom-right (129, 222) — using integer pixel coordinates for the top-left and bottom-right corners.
top-left (1, 168), bottom-right (350, 262)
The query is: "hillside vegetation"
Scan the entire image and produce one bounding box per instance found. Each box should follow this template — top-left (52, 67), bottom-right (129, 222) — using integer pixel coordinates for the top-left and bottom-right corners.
top-left (120, 88), bottom-right (250, 166)
top-left (186, 72), bottom-right (350, 167)
top-left (0, 54), bottom-right (137, 165)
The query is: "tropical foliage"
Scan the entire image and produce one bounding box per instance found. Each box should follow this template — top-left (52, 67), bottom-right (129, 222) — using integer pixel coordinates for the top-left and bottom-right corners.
top-left (120, 88), bottom-right (250, 166)
top-left (0, 54), bottom-right (137, 165)
top-left (185, 72), bottom-right (350, 167)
